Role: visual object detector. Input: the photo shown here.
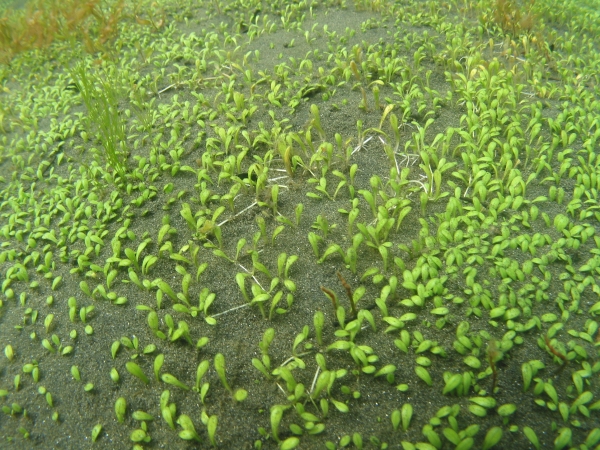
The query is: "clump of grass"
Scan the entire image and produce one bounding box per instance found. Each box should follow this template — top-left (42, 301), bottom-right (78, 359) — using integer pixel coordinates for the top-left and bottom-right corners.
top-left (71, 63), bottom-right (128, 179)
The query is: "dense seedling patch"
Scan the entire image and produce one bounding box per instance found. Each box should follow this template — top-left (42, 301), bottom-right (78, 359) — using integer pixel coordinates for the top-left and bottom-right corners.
top-left (1, 0), bottom-right (600, 448)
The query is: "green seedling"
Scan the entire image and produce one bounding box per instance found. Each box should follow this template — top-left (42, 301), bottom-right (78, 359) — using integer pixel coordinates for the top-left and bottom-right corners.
top-left (343, 234), bottom-right (363, 274)
top-left (111, 340), bottom-right (120, 359)
top-left (295, 203), bottom-right (304, 226)
top-left (523, 427), bottom-right (540, 450)
top-left (260, 328), bottom-right (274, 356)
top-left (391, 409), bottom-right (401, 431)
top-left (132, 411), bottom-right (154, 421)
top-left (318, 243), bottom-right (344, 263)
top-left (162, 403), bottom-right (176, 431)
top-left (51, 276), bottom-right (62, 290)
top-left (153, 279), bottom-right (178, 302)
top-left (206, 414), bottom-right (218, 446)
top-left (268, 291), bottom-right (293, 320)
top-left (79, 305), bottom-right (94, 323)
top-left (171, 321), bottom-right (193, 345)
top-left (310, 104), bottom-right (326, 140)
top-left (130, 428), bottom-right (151, 443)
top-left (271, 184), bottom-right (279, 215)
top-left (126, 362), bottom-right (149, 384)
top-left (194, 360), bottom-right (210, 393)
top-left (307, 176), bottom-right (332, 200)
top-left (91, 424), bottom-right (103, 442)
top-left (4, 345), bottom-right (14, 361)
top-left (80, 281), bottom-right (92, 297)
top-left (160, 390), bottom-right (175, 420)
top-left (214, 353), bottom-right (247, 401)
top-left (23, 362), bottom-right (39, 382)
top-left (312, 214), bottom-right (335, 238)
top-left (177, 414), bottom-right (201, 442)
top-left (401, 403), bottom-right (413, 431)
top-left (146, 310), bottom-right (160, 334)
top-left (214, 353), bottom-right (231, 392)
top-left (271, 225), bottom-right (285, 245)
top-left (71, 365), bottom-right (81, 381)
top-left (115, 397), bottom-right (126, 423)
top-left (161, 373), bottom-right (190, 391)
top-left (153, 354), bottom-right (164, 381)
top-left (252, 357), bottom-right (271, 379)
top-left (482, 426), bottom-right (503, 450)
top-left (251, 251), bottom-right (271, 278)
top-left (277, 253), bottom-right (298, 289)
top-left (270, 405), bottom-right (284, 442)
top-left (18, 427), bottom-right (30, 439)
top-left (41, 338), bottom-right (56, 353)
top-left (236, 272), bottom-right (250, 303)
top-left (308, 232), bottom-right (322, 258)
top-left (314, 311), bottom-right (325, 345)
top-left (359, 86), bottom-right (369, 111)
top-left (415, 366), bottom-right (432, 386)
top-left (359, 188), bottom-right (378, 217)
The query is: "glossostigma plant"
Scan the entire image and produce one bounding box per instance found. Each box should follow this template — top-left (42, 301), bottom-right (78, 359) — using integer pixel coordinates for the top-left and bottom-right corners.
top-left (1, 0), bottom-right (600, 448)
